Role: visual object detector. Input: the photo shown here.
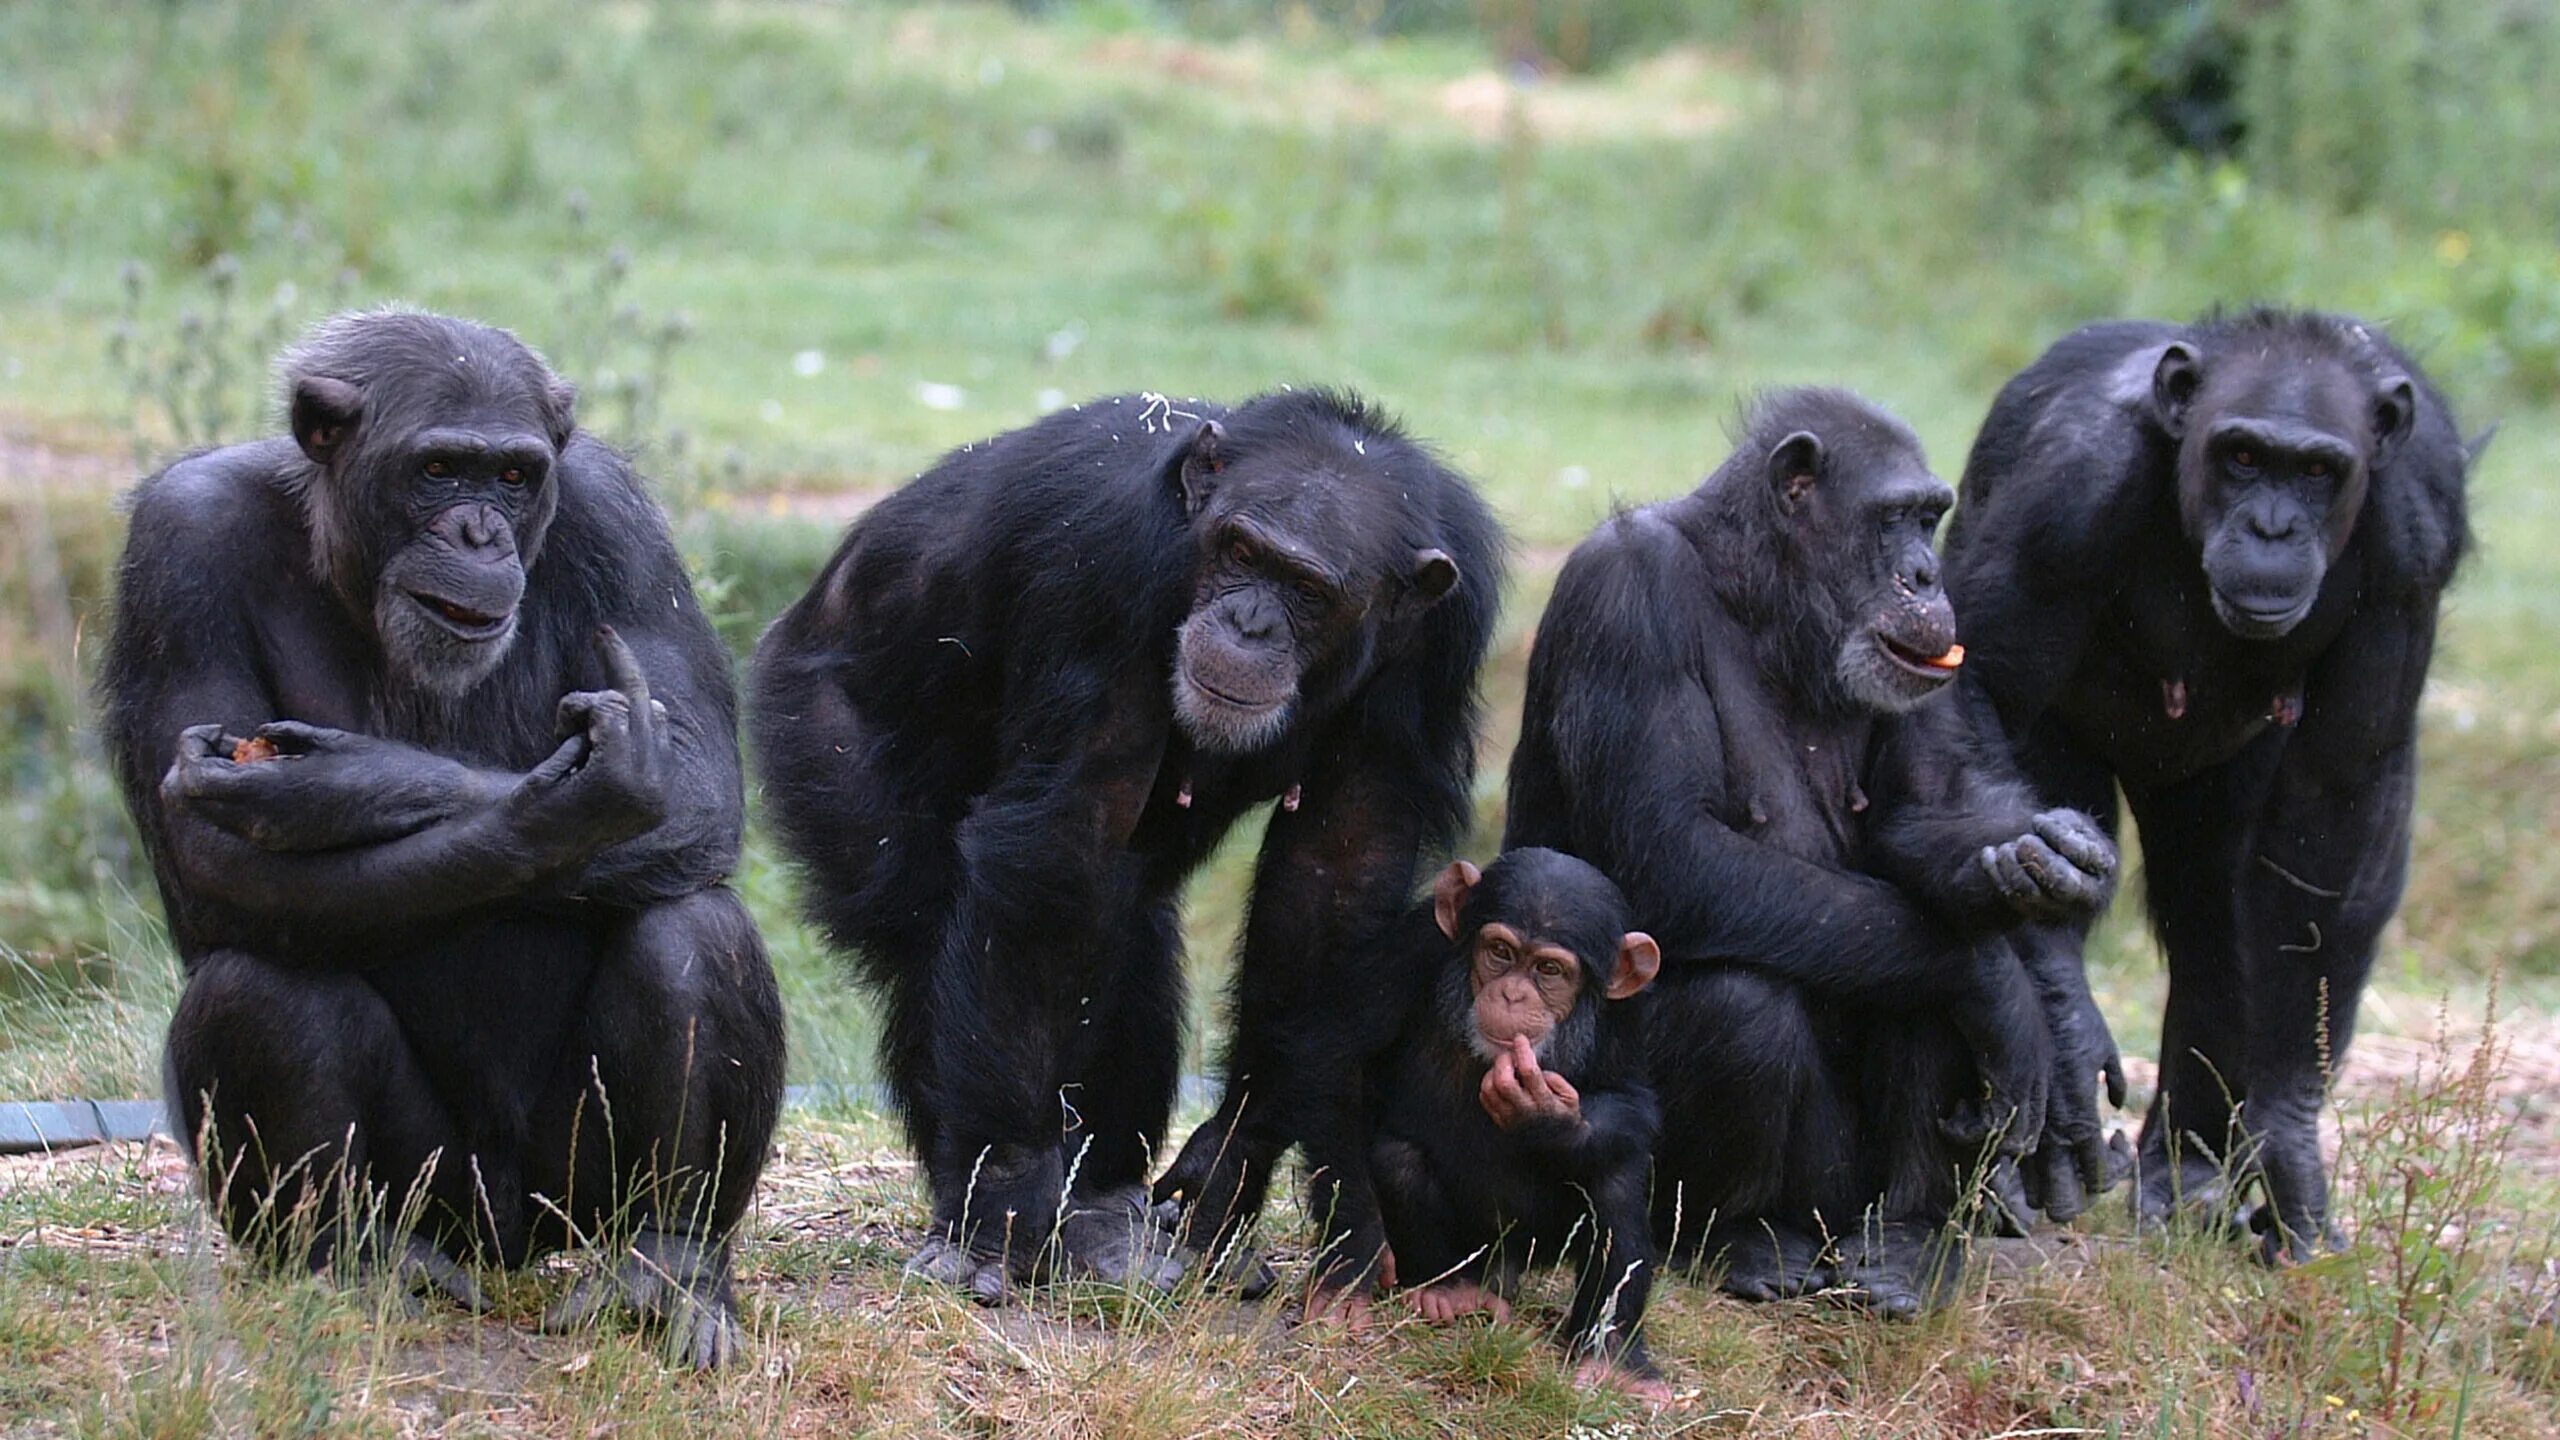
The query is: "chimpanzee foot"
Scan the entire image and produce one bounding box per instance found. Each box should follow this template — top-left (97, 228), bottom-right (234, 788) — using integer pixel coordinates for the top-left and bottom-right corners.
top-left (1147, 1197), bottom-right (1277, 1298)
top-left (903, 1232), bottom-right (1021, 1306)
top-left (2131, 1146), bottom-right (2244, 1234)
top-left (1975, 1157), bottom-right (2037, 1237)
top-left (1052, 1185), bottom-right (1186, 1290)
top-left (1697, 1223), bottom-right (1834, 1301)
top-left (1410, 1278), bottom-right (1511, 1324)
top-left (1830, 1221), bottom-right (1964, 1321)
top-left (1575, 1356), bottom-right (1674, 1402)
top-left (383, 1235), bottom-right (489, 1316)
top-left (544, 1230), bottom-right (745, 1370)
top-left (2249, 1206), bottom-right (2348, 1267)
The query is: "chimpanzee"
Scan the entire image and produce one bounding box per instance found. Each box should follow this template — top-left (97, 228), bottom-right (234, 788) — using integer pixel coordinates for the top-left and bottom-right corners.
top-left (1504, 388), bottom-right (2122, 1315)
top-left (98, 310), bottom-right (784, 1368)
top-left (1298, 849), bottom-right (1667, 1398)
top-left (750, 389), bottom-right (1501, 1298)
top-left (1941, 309), bottom-right (2473, 1261)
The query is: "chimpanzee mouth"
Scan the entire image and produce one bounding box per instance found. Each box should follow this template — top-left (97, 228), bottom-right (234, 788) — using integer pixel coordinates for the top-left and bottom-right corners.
top-left (2210, 590), bottom-right (2315, 640)
top-left (1876, 634), bottom-right (1963, 683)
top-left (1183, 673), bottom-right (1290, 714)
top-left (409, 591), bottom-right (515, 641)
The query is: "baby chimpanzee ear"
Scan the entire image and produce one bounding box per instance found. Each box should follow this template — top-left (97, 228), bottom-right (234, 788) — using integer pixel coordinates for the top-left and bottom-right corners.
top-left (1170, 419), bottom-right (1226, 516)
top-left (1766, 430), bottom-right (1822, 514)
top-left (1408, 548), bottom-right (1459, 603)
top-left (1432, 859), bottom-right (1482, 941)
top-left (1605, 932), bottom-right (1661, 1001)
top-left (290, 375), bottom-right (365, 467)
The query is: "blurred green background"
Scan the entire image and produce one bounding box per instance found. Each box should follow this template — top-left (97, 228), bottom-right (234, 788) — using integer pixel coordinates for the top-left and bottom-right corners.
top-left (2, 0), bottom-right (2554, 1101)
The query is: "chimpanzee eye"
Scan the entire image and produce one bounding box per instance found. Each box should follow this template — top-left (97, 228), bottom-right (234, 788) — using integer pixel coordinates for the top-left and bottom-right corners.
top-left (1536, 959), bottom-right (1567, 980)
top-left (423, 460), bottom-right (450, 479)
top-left (2305, 461), bottom-right (2329, 479)
top-left (1294, 577), bottom-right (1327, 606)
top-left (500, 467), bottom-right (524, 486)
top-left (2231, 449), bottom-right (2256, 471)
top-left (1228, 539), bottom-right (1257, 568)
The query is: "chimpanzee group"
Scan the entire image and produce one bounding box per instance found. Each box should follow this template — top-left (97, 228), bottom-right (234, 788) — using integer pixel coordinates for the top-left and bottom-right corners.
top-left (96, 304), bottom-right (2473, 1387)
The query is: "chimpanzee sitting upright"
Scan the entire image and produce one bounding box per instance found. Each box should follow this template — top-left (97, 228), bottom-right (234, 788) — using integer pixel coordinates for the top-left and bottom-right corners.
top-left (1942, 310), bottom-right (2473, 1261)
top-left (1303, 850), bottom-right (1667, 1398)
top-left (1505, 389), bottom-right (2121, 1314)
top-left (751, 390), bottom-right (1500, 1298)
top-left (98, 311), bottom-right (784, 1368)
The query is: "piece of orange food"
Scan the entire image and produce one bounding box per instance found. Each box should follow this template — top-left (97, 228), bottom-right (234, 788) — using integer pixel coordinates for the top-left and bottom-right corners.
top-left (1922, 643), bottom-right (1966, 671)
top-left (231, 735), bottom-right (280, 764)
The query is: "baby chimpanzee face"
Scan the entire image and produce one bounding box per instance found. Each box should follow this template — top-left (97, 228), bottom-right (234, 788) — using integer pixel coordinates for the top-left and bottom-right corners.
top-left (1430, 851), bottom-right (1661, 1069)
top-left (1465, 920), bottom-right (1587, 1060)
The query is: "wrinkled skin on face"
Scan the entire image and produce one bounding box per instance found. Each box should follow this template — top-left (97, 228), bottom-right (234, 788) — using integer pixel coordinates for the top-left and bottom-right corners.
top-left (288, 340), bottom-right (572, 695)
top-left (2152, 340), bottom-right (2411, 640)
top-left (1427, 859), bottom-right (1661, 1117)
top-left (1167, 420), bottom-right (1458, 752)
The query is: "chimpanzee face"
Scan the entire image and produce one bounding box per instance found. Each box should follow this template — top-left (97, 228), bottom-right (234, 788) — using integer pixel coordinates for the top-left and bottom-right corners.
top-left (2152, 343), bottom-right (2410, 640)
top-left (287, 315), bottom-right (574, 694)
top-left (1168, 420), bottom-right (1458, 752)
top-left (1766, 422), bottom-right (1962, 713)
top-left (1431, 854), bottom-right (1659, 1069)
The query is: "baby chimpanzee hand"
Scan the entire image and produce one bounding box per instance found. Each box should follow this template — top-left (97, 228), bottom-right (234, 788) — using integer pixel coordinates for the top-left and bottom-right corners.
top-left (1480, 1035), bottom-right (1583, 1132)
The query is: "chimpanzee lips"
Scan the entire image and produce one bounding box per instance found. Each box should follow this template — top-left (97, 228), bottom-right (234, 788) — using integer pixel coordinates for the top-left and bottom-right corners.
top-left (1878, 634), bottom-right (1963, 681)
top-left (409, 591), bottom-right (513, 640)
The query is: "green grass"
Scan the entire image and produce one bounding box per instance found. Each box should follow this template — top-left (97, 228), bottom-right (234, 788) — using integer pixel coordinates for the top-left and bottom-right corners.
top-left (2, 0), bottom-right (2558, 1433)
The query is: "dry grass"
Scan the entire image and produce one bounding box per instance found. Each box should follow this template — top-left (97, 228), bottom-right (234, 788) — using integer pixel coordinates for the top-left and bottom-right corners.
top-left (4, 1004), bottom-right (2558, 1440)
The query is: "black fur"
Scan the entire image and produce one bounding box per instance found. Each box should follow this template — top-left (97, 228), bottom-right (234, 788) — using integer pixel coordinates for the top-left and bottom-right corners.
top-left (1320, 850), bottom-right (1662, 1379)
top-left (1504, 388), bottom-right (2119, 1315)
top-left (98, 310), bottom-right (783, 1368)
top-left (749, 389), bottom-right (1502, 1291)
top-left (1943, 308), bottom-right (2472, 1261)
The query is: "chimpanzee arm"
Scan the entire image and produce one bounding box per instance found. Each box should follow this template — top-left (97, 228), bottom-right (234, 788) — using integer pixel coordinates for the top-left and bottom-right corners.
top-left (2236, 602), bottom-right (2436, 1261)
top-left (1509, 1085), bottom-right (1662, 1184)
top-left (1866, 702), bottom-right (2117, 932)
top-left (152, 629), bottom-right (673, 945)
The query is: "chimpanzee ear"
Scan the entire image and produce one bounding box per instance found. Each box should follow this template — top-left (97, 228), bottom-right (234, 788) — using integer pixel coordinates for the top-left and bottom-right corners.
top-left (1766, 430), bottom-right (1822, 514)
top-left (290, 375), bottom-right (364, 466)
top-left (1432, 859), bottom-right (1482, 941)
top-left (1605, 932), bottom-right (1661, 1001)
top-left (544, 376), bottom-right (580, 451)
top-left (1172, 419), bottom-right (1226, 516)
top-left (2151, 342), bottom-right (2202, 438)
top-left (1407, 548), bottom-right (1459, 605)
top-left (2371, 375), bottom-right (2416, 465)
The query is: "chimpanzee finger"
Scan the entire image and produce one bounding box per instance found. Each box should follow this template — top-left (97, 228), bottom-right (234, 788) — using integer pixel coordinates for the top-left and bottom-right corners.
top-left (2039, 1144), bottom-right (2090, 1224)
top-left (252, 719), bottom-right (351, 755)
top-left (1543, 1071), bottom-right (1580, 1114)
top-left (1987, 843), bottom-right (2039, 906)
top-left (174, 723), bottom-right (234, 763)
top-left (2104, 1053), bottom-right (2128, 1109)
top-left (526, 733), bottom-right (589, 789)
top-left (2033, 810), bottom-right (2116, 877)
top-left (594, 626), bottom-right (655, 753)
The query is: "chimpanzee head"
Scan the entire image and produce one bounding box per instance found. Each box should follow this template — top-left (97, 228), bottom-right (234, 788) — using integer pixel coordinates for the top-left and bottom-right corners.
top-left (1430, 848), bottom-right (1659, 1071)
top-left (2151, 313), bottom-right (2414, 639)
top-left (281, 310), bottom-right (578, 694)
top-left (1165, 394), bottom-right (1463, 752)
top-left (1711, 389), bottom-right (1961, 715)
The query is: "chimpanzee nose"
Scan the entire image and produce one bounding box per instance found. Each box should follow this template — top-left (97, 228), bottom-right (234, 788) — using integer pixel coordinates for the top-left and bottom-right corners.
top-left (1911, 554), bottom-right (1939, 590)
top-left (436, 502), bottom-right (516, 557)
top-left (1234, 598), bottom-right (1279, 642)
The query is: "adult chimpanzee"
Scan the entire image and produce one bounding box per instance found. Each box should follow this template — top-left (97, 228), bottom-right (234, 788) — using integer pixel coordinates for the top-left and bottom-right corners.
top-left (750, 389), bottom-right (1501, 1298)
top-left (1300, 849), bottom-right (1667, 1398)
top-left (98, 310), bottom-right (784, 1368)
top-left (1941, 309), bottom-right (2473, 1261)
top-left (1504, 389), bottom-right (2122, 1315)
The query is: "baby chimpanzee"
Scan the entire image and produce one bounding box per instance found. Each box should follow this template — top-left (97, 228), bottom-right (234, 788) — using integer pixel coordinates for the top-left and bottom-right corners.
top-left (1303, 848), bottom-right (1666, 1398)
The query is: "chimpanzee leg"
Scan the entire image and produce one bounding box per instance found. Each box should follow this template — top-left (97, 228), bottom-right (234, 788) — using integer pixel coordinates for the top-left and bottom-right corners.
top-left (2127, 735), bottom-right (2283, 1228)
top-left (1647, 967), bottom-right (1849, 1300)
top-left (1836, 1011), bottom-right (1974, 1318)
top-left (164, 950), bottom-right (480, 1306)
top-left (2237, 740), bottom-right (2412, 1262)
top-left (532, 887), bottom-right (784, 1370)
top-left (1369, 1135), bottom-right (1482, 1297)
top-left (1046, 890), bottom-right (1186, 1288)
top-left (1555, 1169), bottom-right (1658, 1377)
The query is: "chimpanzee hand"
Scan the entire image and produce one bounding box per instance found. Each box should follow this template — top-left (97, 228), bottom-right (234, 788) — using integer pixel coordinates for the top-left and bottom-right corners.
top-left (1966, 809), bottom-right (2116, 923)
top-left (2023, 984), bottom-right (2130, 1223)
top-left (1480, 1035), bottom-right (1584, 1138)
top-left (1943, 943), bottom-right (2052, 1162)
top-left (163, 720), bottom-right (496, 850)
top-left (510, 627), bottom-right (672, 851)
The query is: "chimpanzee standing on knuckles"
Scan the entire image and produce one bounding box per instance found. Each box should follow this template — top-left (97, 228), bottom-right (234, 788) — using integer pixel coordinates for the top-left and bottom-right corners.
top-left (1505, 389), bottom-right (2122, 1315)
top-left (751, 389), bottom-right (1501, 1298)
top-left (1298, 849), bottom-right (1667, 1398)
top-left (99, 311), bottom-right (785, 1368)
top-left (1942, 309), bottom-right (2473, 1260)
